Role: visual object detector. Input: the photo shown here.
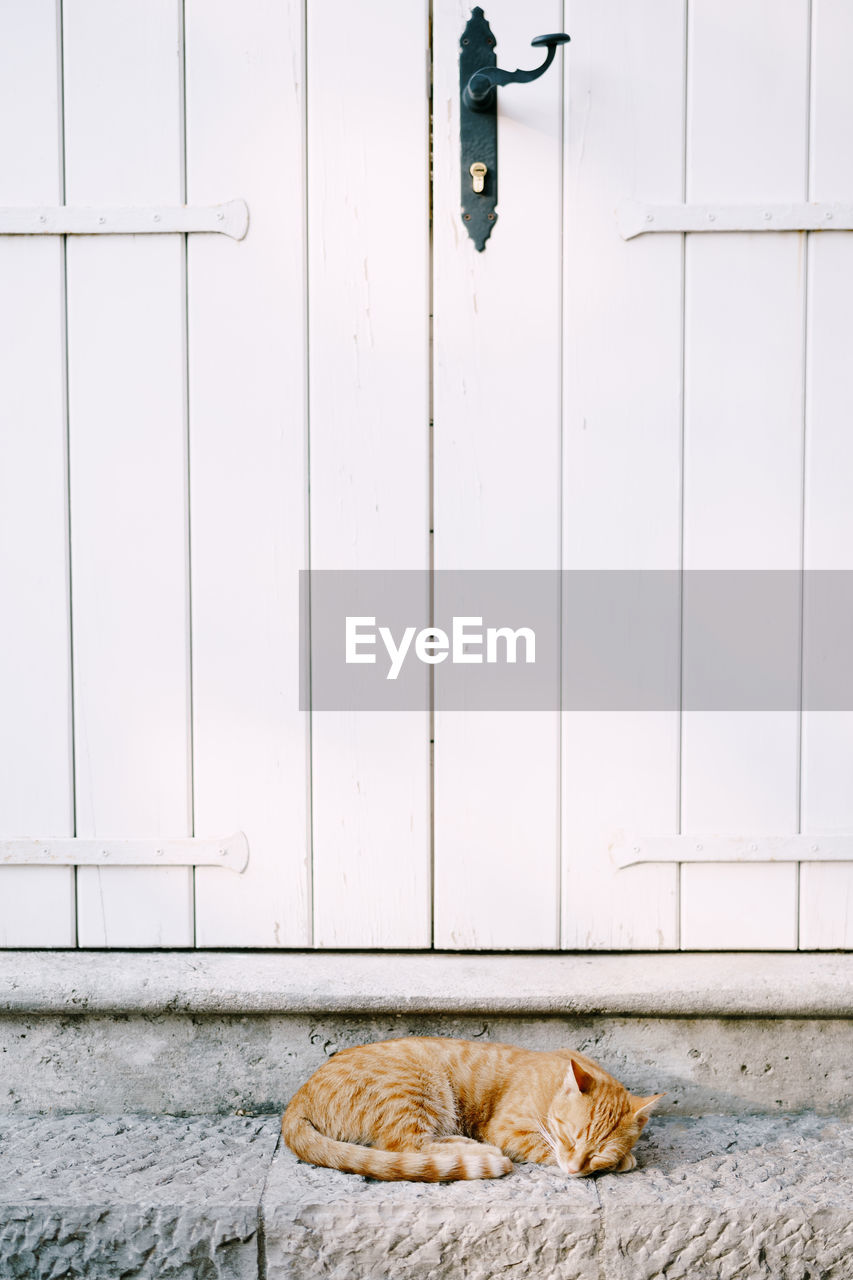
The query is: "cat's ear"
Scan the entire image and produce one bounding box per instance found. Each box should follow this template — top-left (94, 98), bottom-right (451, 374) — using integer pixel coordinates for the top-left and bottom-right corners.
top-left (564, 1056), bottom-right (596, 1095)
top-left (633, 1093), bottom-right (665, 1126)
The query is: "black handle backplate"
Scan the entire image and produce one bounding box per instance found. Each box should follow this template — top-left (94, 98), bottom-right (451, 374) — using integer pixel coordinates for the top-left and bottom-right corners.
top-left (459, 7), bottom-right (499, 251)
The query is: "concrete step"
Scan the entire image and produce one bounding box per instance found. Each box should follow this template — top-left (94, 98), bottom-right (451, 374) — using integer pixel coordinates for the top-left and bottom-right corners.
top-left (2, 952), bottom-right (852, 1118)
top-left (0, 1114), bottom-right (277, 1280)
top-left (1, 1112), bottom-right (851, 1279)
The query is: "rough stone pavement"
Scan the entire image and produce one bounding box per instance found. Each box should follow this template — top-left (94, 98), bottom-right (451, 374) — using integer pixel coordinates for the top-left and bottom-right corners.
top-left (0, 1112), bottom-right (850, 1279)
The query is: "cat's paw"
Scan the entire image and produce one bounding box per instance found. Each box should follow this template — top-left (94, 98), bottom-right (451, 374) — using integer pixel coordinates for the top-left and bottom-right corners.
top-left (484, 1153), bottom-right (514, 1178)
top-left (470, 1145), bottom-right (513, 1178)
top-left (614, 1152), bottom-right (637, 1172)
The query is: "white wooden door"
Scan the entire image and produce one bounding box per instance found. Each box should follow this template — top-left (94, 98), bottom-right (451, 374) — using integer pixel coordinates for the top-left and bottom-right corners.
top-left (0, 0), bottom-right (311, 948)
top-left (1, 0), bottom-right (852, 951)
top-left (561, 0), bottom-right (853, 951)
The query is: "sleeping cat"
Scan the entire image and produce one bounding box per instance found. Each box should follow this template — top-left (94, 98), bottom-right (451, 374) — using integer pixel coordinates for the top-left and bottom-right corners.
top-left (282, 1036), bottom-right (663, 1182)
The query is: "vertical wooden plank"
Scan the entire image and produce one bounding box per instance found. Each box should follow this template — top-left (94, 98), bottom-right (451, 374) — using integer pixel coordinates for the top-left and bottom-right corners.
top-left (308, 0), bottom-right (431, 947)
top-left (680, 0), bottom-right (809, 950)
top-left (65, 0), bottom-right (193, 946)
top-left (680, 864), bottom-right (797, 949)
top-left (187, 0), bottom-right (311, 946)
top-left (560, 0), bottom-right (684, 950)
top-left (800, 0), bottom-right (853, 949)
top-left (799, 861), bottom-right (853, 949)
top-left (0, 0), bottom-right (75, 945)
top-left (432, 0), bottom-right (563, 949)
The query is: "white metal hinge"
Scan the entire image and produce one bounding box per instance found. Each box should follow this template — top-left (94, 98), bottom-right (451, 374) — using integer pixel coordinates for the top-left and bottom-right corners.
top-left (0, 832), bottom-right (249, 872)
top-left (612, 832), bottom-right (853, 870)
top-left (617, 200), bottom-right (853, 240)
top-left (0, 199), bottom-right (249, 240)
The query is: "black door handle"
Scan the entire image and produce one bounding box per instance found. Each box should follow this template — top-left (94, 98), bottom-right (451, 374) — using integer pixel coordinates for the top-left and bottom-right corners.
top-left (459, 10), bottom-right (570, 250)
top-left (463, 32), bottom-right (571, 111)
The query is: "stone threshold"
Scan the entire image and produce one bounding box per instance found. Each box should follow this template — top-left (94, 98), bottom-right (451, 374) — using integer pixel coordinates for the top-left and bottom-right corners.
top-left (2, 1112), bottom-right (851, 1279)
top-left (1, 950), bottom-right (851, 1018)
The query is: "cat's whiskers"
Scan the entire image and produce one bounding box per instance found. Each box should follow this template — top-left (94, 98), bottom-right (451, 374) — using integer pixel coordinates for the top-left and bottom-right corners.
top-left (535, 1116), bottom-right (559, 1157)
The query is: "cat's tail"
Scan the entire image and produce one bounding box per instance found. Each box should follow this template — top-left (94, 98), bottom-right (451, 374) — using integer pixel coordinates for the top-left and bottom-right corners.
top-left (281, 1113), bottom-right (512, 1182)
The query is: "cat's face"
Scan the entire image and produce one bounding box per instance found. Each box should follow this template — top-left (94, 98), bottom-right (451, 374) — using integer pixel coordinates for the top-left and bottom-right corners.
top-left (544, 1058), bottom-right (663, 1176)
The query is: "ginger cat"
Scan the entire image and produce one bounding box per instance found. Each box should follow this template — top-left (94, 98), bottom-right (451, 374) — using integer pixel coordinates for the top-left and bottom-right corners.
top-left (282, 1036), bottom-right (663, 1182)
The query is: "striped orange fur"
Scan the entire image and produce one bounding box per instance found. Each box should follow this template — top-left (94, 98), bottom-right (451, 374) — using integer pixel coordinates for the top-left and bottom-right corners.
top-left (282, 1037), bottom-right (663, 1182)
